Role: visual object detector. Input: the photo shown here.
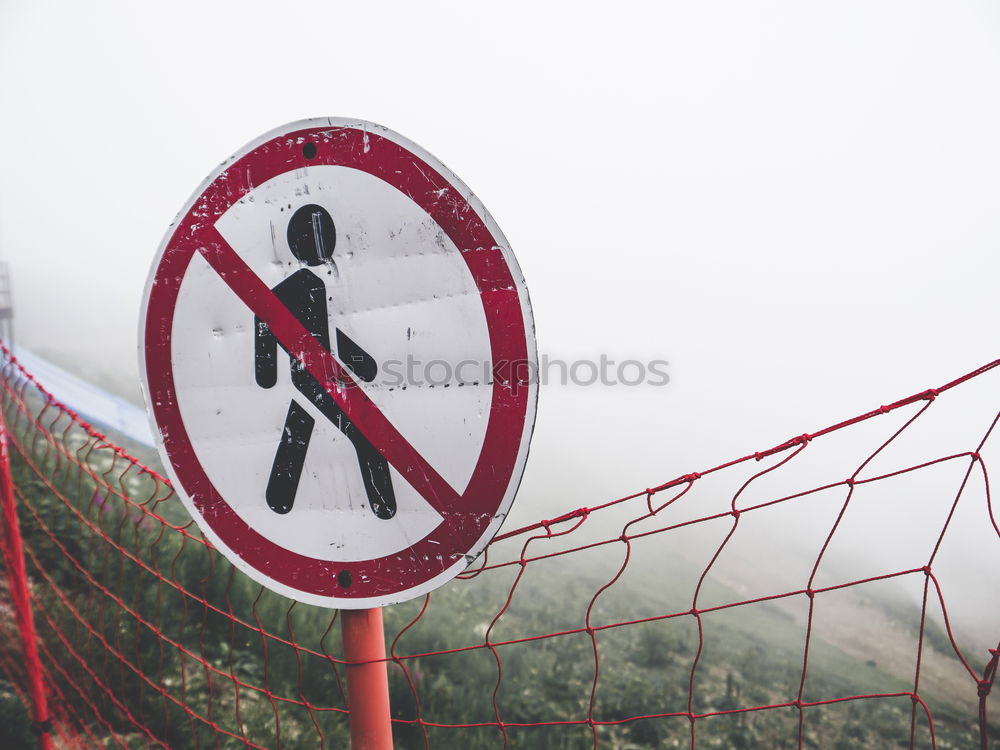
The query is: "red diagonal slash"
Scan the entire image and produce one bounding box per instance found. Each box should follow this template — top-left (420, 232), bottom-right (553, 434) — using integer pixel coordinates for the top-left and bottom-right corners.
top-left (198, 224), bottom-right (461, 515)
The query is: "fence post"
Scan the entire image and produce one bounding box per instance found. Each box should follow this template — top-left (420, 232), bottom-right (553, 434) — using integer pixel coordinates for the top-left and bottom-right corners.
top-left (0, 413), bottom-right (52, 750)
top-left (341, 607), bottom-right (393, 749)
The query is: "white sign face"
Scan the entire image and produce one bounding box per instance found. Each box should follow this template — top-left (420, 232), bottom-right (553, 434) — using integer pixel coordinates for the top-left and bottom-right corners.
top-left (140, 119), bottom-right (537, 608)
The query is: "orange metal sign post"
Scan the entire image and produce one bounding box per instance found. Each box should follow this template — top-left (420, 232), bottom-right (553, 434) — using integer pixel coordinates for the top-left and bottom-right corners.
top-left (341, 608), bottom-right (394, 749)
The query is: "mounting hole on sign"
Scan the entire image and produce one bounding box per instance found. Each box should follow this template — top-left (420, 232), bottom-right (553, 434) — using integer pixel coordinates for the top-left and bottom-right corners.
top-left (338, 570), bottom-right (352, 588)
top-left (302, 142), bottom-right (317, 159)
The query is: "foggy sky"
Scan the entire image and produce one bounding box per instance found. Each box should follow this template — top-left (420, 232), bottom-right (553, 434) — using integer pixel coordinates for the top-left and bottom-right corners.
top-left (1, 1), bottom-right (998, 646)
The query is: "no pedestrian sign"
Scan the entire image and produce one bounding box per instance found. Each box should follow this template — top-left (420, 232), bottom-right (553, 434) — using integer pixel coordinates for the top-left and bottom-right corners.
top-left (139, 119), bottom-right (538, 608)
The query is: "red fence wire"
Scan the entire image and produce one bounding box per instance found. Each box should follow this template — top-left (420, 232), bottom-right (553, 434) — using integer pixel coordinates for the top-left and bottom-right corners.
top-left (0, 344), bottom-right (998, 749)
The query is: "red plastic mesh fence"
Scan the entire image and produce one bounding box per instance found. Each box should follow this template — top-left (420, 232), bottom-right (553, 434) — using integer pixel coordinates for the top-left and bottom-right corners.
top-left (0, 344), bottom-right (998, 749)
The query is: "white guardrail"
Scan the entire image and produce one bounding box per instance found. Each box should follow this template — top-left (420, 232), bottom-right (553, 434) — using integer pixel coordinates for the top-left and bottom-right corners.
top-left (11, 347), bottom-right (155, 447)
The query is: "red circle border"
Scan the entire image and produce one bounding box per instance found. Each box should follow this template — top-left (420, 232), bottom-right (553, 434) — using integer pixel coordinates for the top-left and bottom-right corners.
top-left (143, 124), bottom-right (531, 601)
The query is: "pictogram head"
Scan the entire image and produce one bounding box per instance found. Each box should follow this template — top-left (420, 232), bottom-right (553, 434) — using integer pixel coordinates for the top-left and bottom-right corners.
top-left (287, 204), bottom-right (336, 266)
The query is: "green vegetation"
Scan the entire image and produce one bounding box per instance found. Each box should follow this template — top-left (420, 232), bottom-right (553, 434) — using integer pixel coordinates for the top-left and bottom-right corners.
top-left (0, 388), bottom-right (996, 748)
top-left (0, 682), bottom-right (36, 748)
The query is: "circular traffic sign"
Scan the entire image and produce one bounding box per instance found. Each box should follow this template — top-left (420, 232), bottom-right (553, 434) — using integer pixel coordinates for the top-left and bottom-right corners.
top-left (139, 119), bottom-right (537, 608)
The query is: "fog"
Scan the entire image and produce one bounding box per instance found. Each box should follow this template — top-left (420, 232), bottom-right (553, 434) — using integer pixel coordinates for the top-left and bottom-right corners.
top-left (1, 2), bottom-right (998, 650)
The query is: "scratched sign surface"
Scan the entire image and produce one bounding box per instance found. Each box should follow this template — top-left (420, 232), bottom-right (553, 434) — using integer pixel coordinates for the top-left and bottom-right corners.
top-left (139, 119), bottom-right (537, 608)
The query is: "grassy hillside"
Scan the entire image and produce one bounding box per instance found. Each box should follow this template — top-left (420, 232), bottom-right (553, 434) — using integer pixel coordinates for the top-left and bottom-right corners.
top-left (0, 387), bottom-right (994, 748)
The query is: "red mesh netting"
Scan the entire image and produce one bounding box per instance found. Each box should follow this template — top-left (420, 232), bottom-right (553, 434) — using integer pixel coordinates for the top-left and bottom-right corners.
top-left (0, 345), bottom-right (998, 749)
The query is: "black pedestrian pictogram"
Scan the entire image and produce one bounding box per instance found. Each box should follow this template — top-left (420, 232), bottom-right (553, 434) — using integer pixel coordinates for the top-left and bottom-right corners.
top-left (255, 204), bottom-right (396, 519)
